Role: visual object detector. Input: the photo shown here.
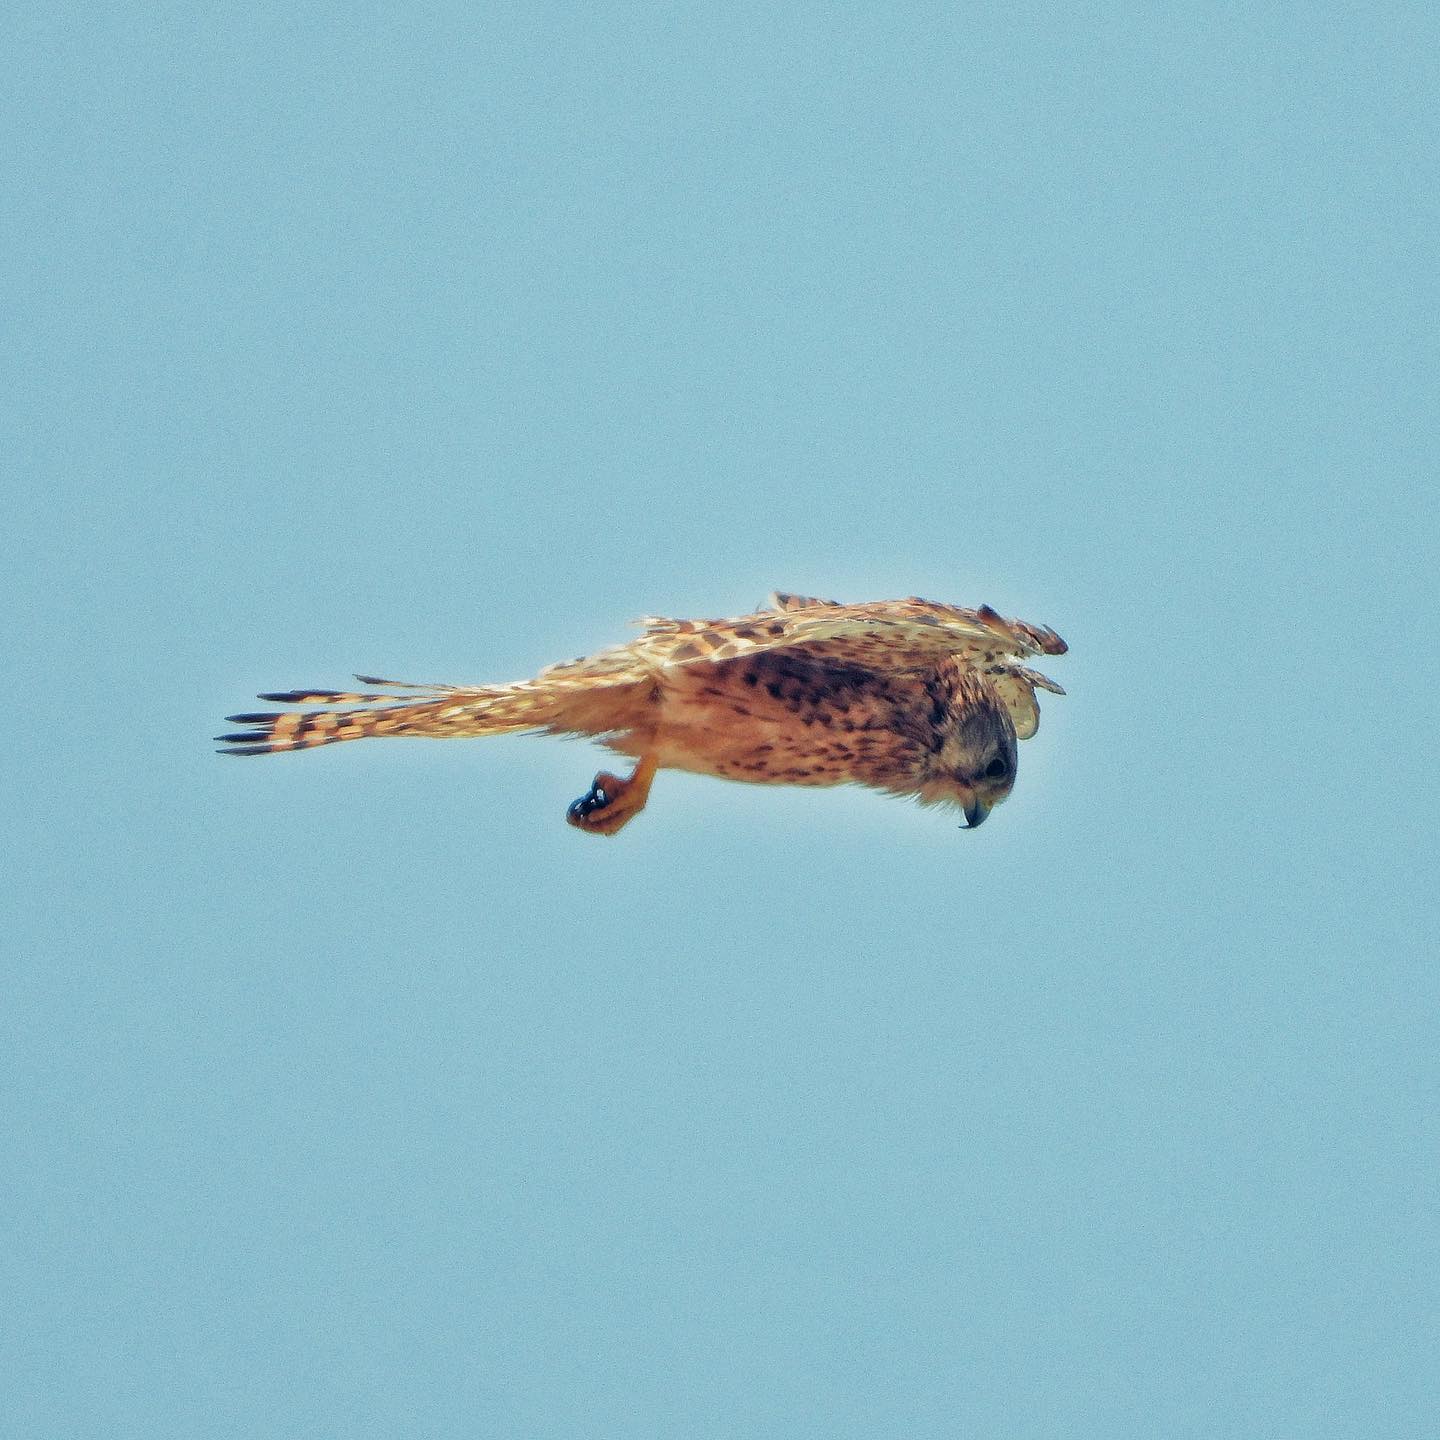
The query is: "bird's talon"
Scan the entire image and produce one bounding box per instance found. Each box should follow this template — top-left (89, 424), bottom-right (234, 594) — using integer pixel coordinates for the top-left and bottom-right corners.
top-left (567, 775), bottom-right (620, 827)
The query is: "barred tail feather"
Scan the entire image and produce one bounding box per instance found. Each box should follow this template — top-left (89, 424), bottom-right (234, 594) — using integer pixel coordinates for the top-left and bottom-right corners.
top-left (216, 681), bottom-right (554, 757)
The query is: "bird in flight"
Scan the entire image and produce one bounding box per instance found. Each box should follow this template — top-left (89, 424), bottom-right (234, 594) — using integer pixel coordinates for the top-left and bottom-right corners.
top-left (219, 593), bottom-right (1067, 834)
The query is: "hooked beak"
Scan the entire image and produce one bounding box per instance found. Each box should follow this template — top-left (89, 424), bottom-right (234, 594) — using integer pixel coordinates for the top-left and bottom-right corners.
top-left (959, 793), bottom-right (990, 829)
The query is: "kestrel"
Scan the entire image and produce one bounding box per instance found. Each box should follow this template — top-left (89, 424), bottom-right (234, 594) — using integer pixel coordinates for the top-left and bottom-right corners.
top-left (219, 593), bottom-right (1067, 833)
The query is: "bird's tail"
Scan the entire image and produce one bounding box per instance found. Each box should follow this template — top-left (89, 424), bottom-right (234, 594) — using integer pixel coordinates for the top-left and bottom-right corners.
top-left (216, 675), bottom-right (563, 756)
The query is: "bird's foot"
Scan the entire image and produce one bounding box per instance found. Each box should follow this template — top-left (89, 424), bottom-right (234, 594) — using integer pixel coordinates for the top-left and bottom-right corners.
top-left (565, 759), bottom-right (656, 837)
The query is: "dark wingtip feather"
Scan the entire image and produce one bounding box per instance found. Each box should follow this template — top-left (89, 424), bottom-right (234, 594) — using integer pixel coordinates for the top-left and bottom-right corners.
top-left (258, 689), bottom-right (341, 703)
top-left (225, 712), bottom-right (282, 725)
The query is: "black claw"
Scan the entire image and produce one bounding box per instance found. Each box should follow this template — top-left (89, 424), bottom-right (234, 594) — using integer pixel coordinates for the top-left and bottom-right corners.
top-left (567, 782), bottom-right (610, 821)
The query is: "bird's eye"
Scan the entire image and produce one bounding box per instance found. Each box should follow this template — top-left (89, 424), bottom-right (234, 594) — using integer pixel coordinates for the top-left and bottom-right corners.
top-left (984, 757), bottom-right (1008, 780)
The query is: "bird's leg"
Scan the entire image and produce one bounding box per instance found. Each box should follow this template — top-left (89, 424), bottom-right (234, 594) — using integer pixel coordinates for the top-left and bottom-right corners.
top-left (566, 754), bottom-right (659, 836)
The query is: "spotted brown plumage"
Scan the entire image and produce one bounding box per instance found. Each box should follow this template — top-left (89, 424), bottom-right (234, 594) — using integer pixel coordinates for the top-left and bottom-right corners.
top-left (219, 592), bottom-right (1067, 833)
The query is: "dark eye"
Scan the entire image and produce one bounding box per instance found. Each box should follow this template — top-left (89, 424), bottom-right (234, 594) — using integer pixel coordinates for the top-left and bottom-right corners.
top-left (984, 756), bottom-right (1009, 780)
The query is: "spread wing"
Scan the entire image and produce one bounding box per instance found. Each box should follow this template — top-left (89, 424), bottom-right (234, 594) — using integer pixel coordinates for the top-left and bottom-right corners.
top-left (220, 592), bottom-right (1067, 756)
top-left (637, 593), bottom-right (1066, 667)
top-left (633, 592), bottom-right (1067, 738)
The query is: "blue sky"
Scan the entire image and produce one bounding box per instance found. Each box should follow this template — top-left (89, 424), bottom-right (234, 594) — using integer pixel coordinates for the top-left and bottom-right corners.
top-left (5, 4), bottom-right (1437, 1436)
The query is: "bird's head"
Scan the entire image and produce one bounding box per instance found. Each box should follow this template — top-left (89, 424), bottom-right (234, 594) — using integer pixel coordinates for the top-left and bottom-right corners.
top-left (951, 706), bottom-right (1017, 828)
top-left (919, 671), bottom-right (1018, 828)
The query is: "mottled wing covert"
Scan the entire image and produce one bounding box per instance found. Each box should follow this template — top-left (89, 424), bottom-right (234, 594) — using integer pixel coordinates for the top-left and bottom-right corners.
top-left (635, 596), bottom-right (1066, 672)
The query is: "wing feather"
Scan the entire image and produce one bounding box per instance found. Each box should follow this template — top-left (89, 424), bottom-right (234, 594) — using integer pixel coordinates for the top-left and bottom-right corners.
top-left (634, 596), bottom-right (1066, 670)
top-left (633, 595), bottom-right (1066, 739)
top-left (766, 591), bottom-right (843, 612)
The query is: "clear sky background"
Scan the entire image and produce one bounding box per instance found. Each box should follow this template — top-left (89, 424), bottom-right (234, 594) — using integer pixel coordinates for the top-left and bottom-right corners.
top-left (5, 4), bottom-right (1437, 1436)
